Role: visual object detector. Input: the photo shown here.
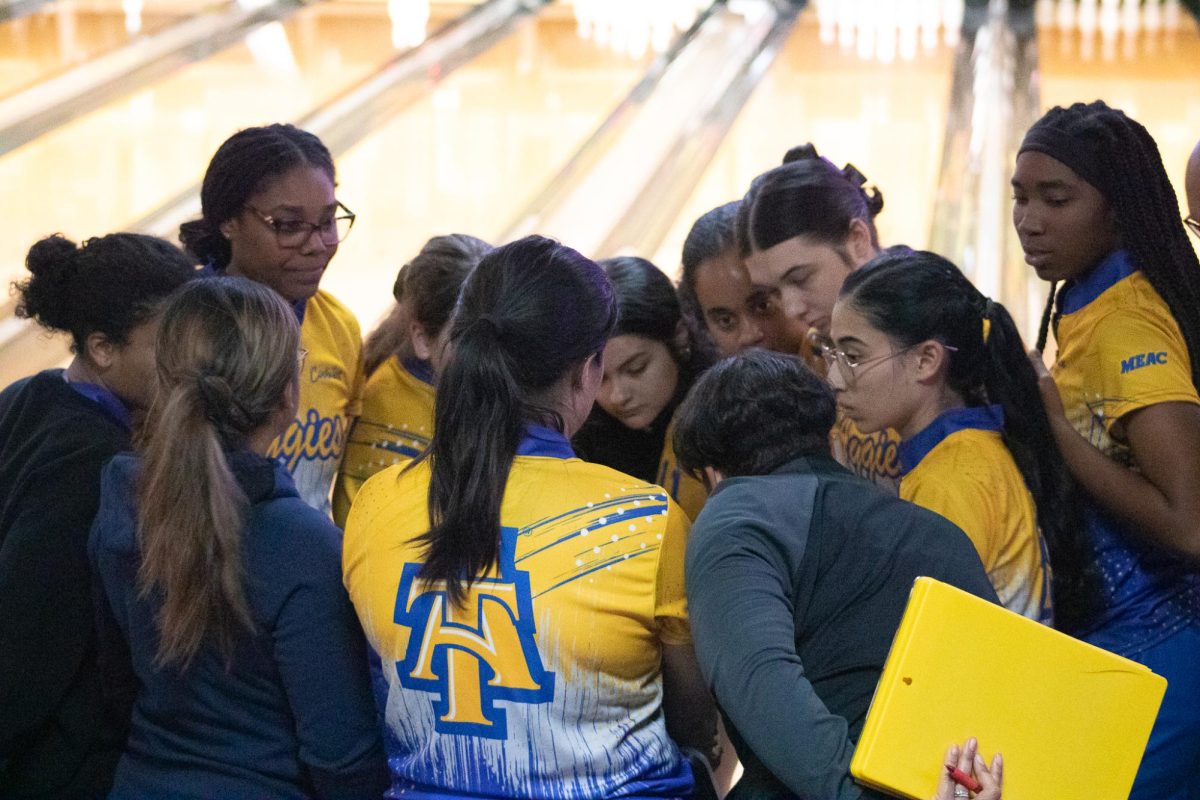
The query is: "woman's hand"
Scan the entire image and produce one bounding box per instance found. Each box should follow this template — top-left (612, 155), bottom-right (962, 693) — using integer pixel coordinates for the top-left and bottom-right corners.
top-left (932, 737), bottom-right (1002, 800)
top-left (1028, 348), bottom-right (1066, 421)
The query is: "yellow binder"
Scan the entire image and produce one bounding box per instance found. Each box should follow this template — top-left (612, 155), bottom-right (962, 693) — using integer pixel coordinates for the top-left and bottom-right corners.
top-left (849, 577), bottom-right (1166, 799)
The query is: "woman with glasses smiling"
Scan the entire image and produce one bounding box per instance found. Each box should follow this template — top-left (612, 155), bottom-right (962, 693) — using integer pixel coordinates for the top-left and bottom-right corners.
top-left (180, 124), bottom-right (363, 516)
top-left (827, 250), bottom-right (1089, 627)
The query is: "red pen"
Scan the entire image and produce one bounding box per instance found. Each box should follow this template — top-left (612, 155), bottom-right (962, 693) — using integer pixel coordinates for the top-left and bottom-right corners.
top-left (945, 763), bottom-right (983, 793)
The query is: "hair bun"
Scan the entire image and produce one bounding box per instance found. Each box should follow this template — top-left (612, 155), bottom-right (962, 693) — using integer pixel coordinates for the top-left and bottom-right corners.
top-left (178, 219), bottom-right (231, 268)
top-left (863, 184), bottom-right (885, 217)
top-left (782, 143), bottom-right (820, 164)
top-left (15, 234), bottom-right (83, 331)
top-left (25, 233), bottom-right (80, 279)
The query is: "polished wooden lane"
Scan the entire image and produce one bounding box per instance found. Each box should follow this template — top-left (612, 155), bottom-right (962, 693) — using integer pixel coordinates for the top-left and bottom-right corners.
top-left (1036, 0), bottom-right (1200, 258)
top-left (325, 12), bottom-right (653, 329)
top-left (0, 0), bottom-right (209, 99)
top-left (651, 1), bottom-right (961, 275)
top-left (0, 0), bottom-right (455, 293)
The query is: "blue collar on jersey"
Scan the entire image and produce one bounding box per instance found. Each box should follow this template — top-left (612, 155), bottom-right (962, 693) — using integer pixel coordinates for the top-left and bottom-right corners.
top-left (516, 424), bottom-right (575, 459)
top-left (1058, 249), bottom-right (1138, 315)
top-left (897, 404), bottom-right (1005, 477)
top-left (402, 357), bottom-right (436, 386)
top-left (201, 260), bottom-right (309, 322)
top-left (65, 378), bottom-right (132, 431)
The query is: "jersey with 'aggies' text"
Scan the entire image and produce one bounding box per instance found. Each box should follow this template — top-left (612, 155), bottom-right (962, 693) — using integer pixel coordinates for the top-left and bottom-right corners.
top-left (269, 290), bottom-right (364, 516)
top-left (343, 426), bottom-right (693, 800)
top-left (1053, 249), bottom-right (1200, 654)
top-left (333, 356), bottom-right (433, 528)
top-left (830, 413), bottom-right (902, 494)
top-left (898, 405), bottom-right (1051, 623)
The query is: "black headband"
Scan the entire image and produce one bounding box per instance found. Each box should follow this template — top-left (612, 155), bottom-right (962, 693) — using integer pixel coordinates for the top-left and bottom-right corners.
top-left (1018, 124), bottom-right (1109, 198)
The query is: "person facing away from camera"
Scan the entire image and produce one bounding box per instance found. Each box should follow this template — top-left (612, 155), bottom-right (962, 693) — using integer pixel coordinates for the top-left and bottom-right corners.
top-left (674, 349), bottom-right (999, 800)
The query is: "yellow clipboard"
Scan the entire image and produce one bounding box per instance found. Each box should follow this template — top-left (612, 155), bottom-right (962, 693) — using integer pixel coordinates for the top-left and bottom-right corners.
top-left (849, 577), bottom-right (1166, 799)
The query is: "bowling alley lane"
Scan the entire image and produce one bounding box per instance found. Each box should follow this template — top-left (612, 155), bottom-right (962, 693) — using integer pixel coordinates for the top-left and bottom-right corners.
top-left (0, 0), bottom-right (200, 98)
top-left (321, 11), bottom-right (658, 330)
top-left (0, 0), bottom-right (470, 295)
top-left (1034, 0), bottom-right (1200, 255)
top-left (651, 0), bottom-right (962, 275)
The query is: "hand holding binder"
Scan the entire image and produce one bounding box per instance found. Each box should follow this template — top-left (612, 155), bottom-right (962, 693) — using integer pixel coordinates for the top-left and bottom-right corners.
top-left (933, 739), bottom-right (1002, 800)
top-left (850, 577), bottom-right (1166, 799)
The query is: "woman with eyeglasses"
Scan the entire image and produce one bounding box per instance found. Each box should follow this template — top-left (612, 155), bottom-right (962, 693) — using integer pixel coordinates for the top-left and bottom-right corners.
top-left (828, 250), bottom-right (1084, 624)
top-left (571, 256), bottom-right (713, 523)
top-left (1016, 102), bottom-right (1200, 799)
top-left (180, 124), bottom-right (363, 515)
top-left (89, 277), bottom-right (387, 800)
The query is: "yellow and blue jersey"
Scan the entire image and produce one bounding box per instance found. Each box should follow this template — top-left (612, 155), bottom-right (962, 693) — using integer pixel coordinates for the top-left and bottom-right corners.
top-left (343, 425), bottom-right (693, 800)
top-left (1052, 249), bottom-right (1200, 654)
top-left (333, 356), bottom-right (434, 528)
top-left (898, 405), bottom-right (1051, 623)
top-left (830, 413), bottom-right (902, 493)
top-left (268, 290), bottom-right (364, 515)
top-left (657, 416), bottom-right (708, 522)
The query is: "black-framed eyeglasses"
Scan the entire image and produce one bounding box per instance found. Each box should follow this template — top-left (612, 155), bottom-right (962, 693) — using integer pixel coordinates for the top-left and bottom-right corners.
top-left (247, 201), bottom-right (356, 248)
top-left (810, 332), bottom-right (956, 387)
top-left (1186, 216), bottom-right (1200, 241)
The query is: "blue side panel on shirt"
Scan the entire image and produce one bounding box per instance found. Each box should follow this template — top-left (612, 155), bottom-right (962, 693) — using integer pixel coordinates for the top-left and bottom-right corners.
top-left (1081, 502), bottom-right (1200, 657)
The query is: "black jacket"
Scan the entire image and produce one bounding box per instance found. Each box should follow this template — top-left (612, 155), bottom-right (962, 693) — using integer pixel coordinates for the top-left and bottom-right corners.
top-left (0, 370), bottom-right (132, 798)
top-left (686, 455), bottom-right (998, 800)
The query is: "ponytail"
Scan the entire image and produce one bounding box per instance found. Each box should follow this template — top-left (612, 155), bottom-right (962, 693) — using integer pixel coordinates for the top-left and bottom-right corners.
top-left (179, 219), bottom-right (232, 270)
top-left (415, 236), bottom-right (616, 604)
top-left (418, 319), bottom-right (528, 604)
top-left (842, 251), bottom-right (1100, 630)
top-left (137, 277), bottom-right (299, 668)
top-left (137, 378), bottom-right (253, 668)
top-left (978, 299), bottom-right (1101, 631)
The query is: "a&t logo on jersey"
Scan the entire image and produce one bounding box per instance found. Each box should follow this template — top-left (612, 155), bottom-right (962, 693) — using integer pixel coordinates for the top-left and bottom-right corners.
top-left (392, 527), bottom-right (555, 740)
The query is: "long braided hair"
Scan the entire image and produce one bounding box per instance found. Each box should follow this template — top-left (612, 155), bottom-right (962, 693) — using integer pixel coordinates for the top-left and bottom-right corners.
top-left (1027, 102), bottom-right (1200, 386)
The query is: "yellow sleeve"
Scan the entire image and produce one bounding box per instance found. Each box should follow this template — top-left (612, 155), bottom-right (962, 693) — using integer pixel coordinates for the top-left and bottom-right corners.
top-left (654, 497), bottom-right (692, 646)
top-left (345, 317), bottom-right (365, 421)
top-left (341, 464), bottom-right (402, 618)
top-left (1092, 306), bottom-right (1200, 424)
top-left (331, 451), bottom-right (363, 530)
top-left (901, 473), bottom-right (999, 572)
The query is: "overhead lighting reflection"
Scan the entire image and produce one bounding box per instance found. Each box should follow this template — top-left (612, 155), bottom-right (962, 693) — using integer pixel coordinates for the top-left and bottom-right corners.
top-left (244, 21), bottom-right (300, 76)
top-left (388, 0), bottom-right (429, 50)
top-left (123, 0), bottom-right (143, 34)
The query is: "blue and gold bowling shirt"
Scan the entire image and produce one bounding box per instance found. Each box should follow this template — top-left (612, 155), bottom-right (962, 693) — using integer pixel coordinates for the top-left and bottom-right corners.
top-left (898, 405), bottom-right (1051, 623)
top-left (343, 426), bottom-right (693, 799)
top-left (1052, 249), bottom-right (1200, 654)
top-left (268, 290), bottom-right (364, 515)
top-left (333, 356), bottom-right (434, 528)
